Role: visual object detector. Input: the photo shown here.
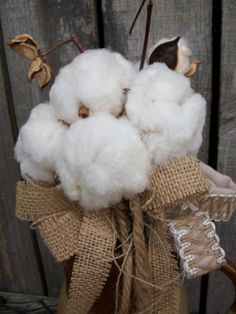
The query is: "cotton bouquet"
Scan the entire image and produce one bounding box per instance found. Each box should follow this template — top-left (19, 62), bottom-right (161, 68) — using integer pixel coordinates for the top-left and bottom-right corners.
top-left (15, 35), bottom-right (207, 209)
top-left (12, 25), bottom-right (236, 314)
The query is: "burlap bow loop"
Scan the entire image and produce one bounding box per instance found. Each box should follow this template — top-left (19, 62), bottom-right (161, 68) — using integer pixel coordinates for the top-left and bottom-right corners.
top-left (16, 179), bottom-right (82, 261)
top-left (128, 156), bottom-right (209, 224)
top-left (16, 178), bottom-right (79, 221)
top-left (16, 178), bottom-right (118, 314)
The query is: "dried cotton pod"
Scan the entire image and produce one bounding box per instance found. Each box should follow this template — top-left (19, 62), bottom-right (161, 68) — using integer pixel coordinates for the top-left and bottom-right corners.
top-left (28, 57), bottom-right (52, 88)
top-left (34, 62), bottom-right (52, 89)
top-left (148, 36), bottom-right (180, 70)
top-left (8, 34), bottom-right (39, 60)
top-left (148, 36), bottom-right (201, 77)
top-left (9, 33), bottom-right (52, 88)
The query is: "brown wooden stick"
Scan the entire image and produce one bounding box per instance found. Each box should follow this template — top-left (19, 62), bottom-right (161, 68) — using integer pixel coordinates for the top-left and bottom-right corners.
top-left (42, 35), bottom-right (85, 57)
top-left (139, 1), bottom-right (153, 70)
top-left (71, 35), bottom-right (85, 53)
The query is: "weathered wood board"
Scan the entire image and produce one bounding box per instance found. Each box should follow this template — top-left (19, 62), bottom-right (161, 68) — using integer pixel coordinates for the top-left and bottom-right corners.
top-left (0, 0), bottom-right (99, 298)
top-left (0, 18), bottom-right (44, 294)
top-left (206, 1), bottom-right (236, 313)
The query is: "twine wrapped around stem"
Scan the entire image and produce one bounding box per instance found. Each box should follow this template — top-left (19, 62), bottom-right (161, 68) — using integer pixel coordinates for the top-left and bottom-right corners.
top-left (130, 197), bottom-right (151, 313)
top-left (114, 202), bottom-right (133, 314)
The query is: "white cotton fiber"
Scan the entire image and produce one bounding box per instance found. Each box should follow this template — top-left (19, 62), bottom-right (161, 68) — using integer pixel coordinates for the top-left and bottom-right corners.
top-left (56, 113), bottom-right (151, 209)
top-left (15, 103), bottom-right (67, 183)
top-left (126, 63), bottom-right (206, 165)
top-left (126, 63), bottom-right (193, 131)
top-left (148, 37), bottom-right (192, 75)
top-left (50, 49), bottom-right (136, 124)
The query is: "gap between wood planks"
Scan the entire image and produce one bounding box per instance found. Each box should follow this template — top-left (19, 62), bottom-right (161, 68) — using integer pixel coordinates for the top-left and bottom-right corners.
top-left (199, 1), bottom-right (222, 313)
top-left (0, 17), bottom-right (18, 143)
top-left (96, 0), bottom-right (105, 48)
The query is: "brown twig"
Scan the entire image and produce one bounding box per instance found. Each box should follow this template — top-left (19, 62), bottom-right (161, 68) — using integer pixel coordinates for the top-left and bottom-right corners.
top-left (139, 1), bottom-right (153, 70)
top-left (42, 35), bottom-right (85, 57)
top-left (129, 0), bottom-right (147, 35)
top-left (71, 35), bottom-right (85, 53)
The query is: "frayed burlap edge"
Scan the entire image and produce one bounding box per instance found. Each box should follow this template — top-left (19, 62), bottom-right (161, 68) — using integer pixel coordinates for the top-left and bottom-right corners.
top-left (67, 209), bottom-right (115, 314)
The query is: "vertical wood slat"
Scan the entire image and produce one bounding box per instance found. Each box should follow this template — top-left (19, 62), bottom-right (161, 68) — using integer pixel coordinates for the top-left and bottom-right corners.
top-left (0, 19), bottom-right (44, 295)
top-left (207, 1), bottom-right (236, 313)
top-left (0, 0), bottom-right (99, 297)
top-left (102, 1), bottom-right (212, 313)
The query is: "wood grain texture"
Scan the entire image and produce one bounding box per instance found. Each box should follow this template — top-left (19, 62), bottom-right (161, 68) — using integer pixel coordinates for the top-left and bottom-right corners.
top-left (0, 22), bottom-right (44, 294)
top-left (0, 0), bottom-right (99, 297)
top-left (0, 0), bottom-right (99, 127)
top-left (102, 1), bottom-right (212, 313)
top-left (0, 291), bottom-right (57, 313)
top-left (207, 1), bottom-right (236, 313)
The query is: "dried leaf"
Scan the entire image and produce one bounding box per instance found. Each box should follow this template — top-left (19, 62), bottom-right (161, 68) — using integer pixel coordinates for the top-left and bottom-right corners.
top-left (34, 63), bottom-right (52, 89)
top-left (9, 42), bottom-right (39, 60)
top-left (28, 57), bottom-right (43, 81)
top-left (78, 104), bottom-right (89, 118)
top-left (9, 34), bottom-right (39, 60)
top-left (148, 36), bottom-right (180, 70)
top-left (9, 34), bottom-right (38, 47)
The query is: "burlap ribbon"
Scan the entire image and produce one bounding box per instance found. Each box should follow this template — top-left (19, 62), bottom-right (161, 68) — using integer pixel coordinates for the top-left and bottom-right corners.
top-left (16, 179), bottom-right (116, 314)
top-left (148, 220), bottom-right (180, 314)
top-left (16, 155), bottom-right (209, 314)
top-left (67, 210), bottom-right (115, 314)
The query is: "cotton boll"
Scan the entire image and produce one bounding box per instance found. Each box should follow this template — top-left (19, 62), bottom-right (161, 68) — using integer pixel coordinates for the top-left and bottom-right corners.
top-left (49, 65), bottom-right (80, 124)
top-left (50, 49), bottom-right (136, 123)
top-left (184, 93), bottom-right (206, 153)
top-left (19, 159), bottom-right (55, 183)
top-left (56, 156), bottom-right (79, 200)
top-left (15, 103), bottom-right (67, 183)
top-left (126, 63), bottom-right (193, 131)
top-left (126, 64), bottom-right (206, 165)
top-left (57, 113), bottom-right (151, 209)
top-left (142, 93), bottom-right (206, 164)
top-left (28, 102), bottom-right (57, 120)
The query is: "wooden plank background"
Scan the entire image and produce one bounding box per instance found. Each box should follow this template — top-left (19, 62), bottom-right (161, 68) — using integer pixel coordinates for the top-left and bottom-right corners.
top-left (0, 0), bottom-right (235, 313)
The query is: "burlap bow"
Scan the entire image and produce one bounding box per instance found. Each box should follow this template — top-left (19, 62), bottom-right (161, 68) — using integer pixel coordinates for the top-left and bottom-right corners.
top-left (16, 155), bottom-right (209, 314)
